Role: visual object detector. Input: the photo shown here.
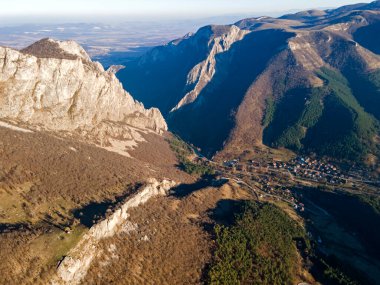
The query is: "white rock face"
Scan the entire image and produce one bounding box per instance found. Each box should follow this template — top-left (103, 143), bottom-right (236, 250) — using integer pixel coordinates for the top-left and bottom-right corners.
top-left (50, 39), bottom-right (92, 61)
top-left (171, 25), bottom-right (249, 111)
top-left (21, 38), bottom-right (92, 61)
top-left (288, 35), bottom-right (325, 71)
top-left (0, 120), bottom-right (33, 133)
top-left (288, 31), bottom-right (380, 73)
top-left (51, 178), bottom-right (176, 285)
top-left (107, 65), bottom-right (125, 74)
top-left (0, 39), bottom-right (167, 144)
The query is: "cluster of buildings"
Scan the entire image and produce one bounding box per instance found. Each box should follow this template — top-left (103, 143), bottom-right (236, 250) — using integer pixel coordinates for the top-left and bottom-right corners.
top-left (222, 159), bottom-right (239, 168)
top-left (223, 156), bottom-right (347, 185)
top-left (217, 155), bottom-right (377, 209)
top-left (284, 156), bottom-right (346, 184)
top-left (257, 180), bottom-right (305, 212)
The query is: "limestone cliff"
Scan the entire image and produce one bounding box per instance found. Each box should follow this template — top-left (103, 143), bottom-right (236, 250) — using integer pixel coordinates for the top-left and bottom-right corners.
top-left (0, 38), bottom-right (167, 146)
top-left (51, 179), bottom-right (176, 285)
top-left (171, 25), bottom-right (249, 111)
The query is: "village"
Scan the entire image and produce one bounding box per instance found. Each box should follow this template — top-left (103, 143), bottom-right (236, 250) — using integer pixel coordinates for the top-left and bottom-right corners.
top-left (219, 154), bottom-right (380, 187)
top-left (221, 156), bottom-right (349, 184)
top-left (191, 152), bottom-right (380, 217)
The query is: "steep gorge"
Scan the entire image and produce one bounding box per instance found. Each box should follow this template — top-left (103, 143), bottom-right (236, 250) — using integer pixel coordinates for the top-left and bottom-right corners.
top-left (118, 2), bottom-right (380, 162)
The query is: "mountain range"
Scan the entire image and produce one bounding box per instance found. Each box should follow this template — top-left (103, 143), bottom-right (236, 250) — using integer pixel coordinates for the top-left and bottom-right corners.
top-left (118, 0), bottom-right (380, 164)
top-left (1, 2), bottom-right (380, 285)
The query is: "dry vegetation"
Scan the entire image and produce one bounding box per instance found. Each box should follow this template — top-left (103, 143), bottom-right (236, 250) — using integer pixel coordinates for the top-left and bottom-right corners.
top-left (21, 38), bottom-right (79, 60)
top-left (83, 183), bottom-right (252, 285)
top-left (0, 126), bottom-right (191, 284)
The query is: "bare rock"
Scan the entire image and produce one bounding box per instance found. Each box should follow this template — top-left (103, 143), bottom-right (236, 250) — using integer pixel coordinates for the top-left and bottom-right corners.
top-left (107, 65), bottom-right (125, 74)
top-left (0, 39), bottom-right (167, 145)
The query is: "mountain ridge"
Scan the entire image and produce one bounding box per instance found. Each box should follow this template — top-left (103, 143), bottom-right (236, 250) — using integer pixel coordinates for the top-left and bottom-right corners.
top-left (117, 1), bottom-right (380, 163)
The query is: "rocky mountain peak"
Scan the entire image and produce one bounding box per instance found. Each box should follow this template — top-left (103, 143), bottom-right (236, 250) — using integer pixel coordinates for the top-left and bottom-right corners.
top-left (170, 25), bottom-right (249, 111)
top-left (0, 39), bottom-right (167, 153)
top-left (21, 38), bottom-right (91, 61)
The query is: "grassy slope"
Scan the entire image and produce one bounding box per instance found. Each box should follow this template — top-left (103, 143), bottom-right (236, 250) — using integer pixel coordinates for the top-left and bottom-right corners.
top-left (263, 67), bottom-right (379, 161)
top-left (347, 69), bottom-right (380, 121)
top-left (306, 68), bottom-right (378, 160)
top-left (263, 87), bottom-right (327, 151)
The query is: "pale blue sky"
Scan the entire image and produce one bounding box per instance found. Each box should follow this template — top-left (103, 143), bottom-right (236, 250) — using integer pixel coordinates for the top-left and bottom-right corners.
top-left (1, 0), bottom-right (373, 17)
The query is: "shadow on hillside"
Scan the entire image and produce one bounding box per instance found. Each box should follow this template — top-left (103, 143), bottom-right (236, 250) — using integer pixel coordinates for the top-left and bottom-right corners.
top-left (208, 199), bottom-right (245, 226)
top-left (168, 29), bottom-right (295, 156)
top-left (0, 223), bottom-right (31, 234)
top-left (170, 178), bottom-right (214, 198)
top-left (199, 199), bottom-right (246, 283)
top-left (73, 183), bottom-right (141, 228)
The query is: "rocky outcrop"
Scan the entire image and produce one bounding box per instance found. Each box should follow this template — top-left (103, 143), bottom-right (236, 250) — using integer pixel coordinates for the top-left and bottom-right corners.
top-left (171, 25), bottom-right (249, 111)
top-left (21, 38), bottom-right (91, 61)
top-left (0, 39), bottom-right (167, 146)
top-left (51, 178), bottom-right (176, 285)
top-left (107, 65), bottom-right (125, 74)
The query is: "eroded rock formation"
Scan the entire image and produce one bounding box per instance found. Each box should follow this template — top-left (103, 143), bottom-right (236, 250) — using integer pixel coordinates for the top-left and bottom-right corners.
top-left (51, 178), bottom-right (176, 285)
top-left (0, 39), bottom-right (167, 147)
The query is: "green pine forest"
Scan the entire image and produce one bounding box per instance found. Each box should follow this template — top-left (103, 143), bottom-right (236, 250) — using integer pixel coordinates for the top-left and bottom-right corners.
top-left (263, 67), bottom-right (380, 162)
